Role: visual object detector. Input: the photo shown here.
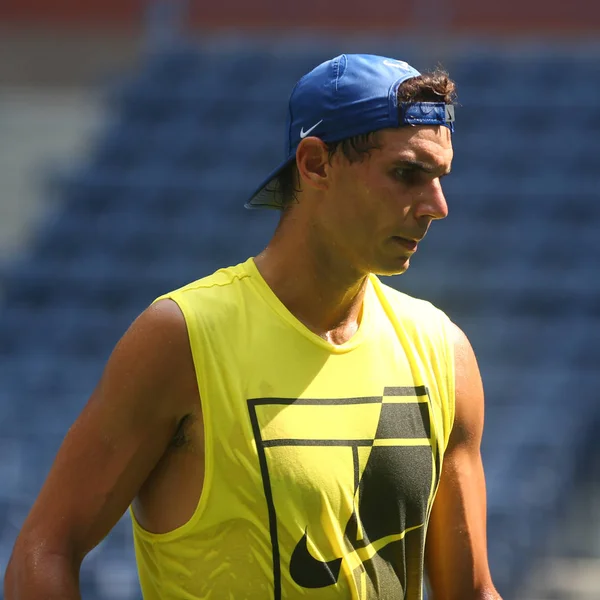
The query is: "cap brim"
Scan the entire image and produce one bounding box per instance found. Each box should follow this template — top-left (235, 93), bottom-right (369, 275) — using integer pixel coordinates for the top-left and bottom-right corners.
top-left (244, 155), bottom-right (295, 210)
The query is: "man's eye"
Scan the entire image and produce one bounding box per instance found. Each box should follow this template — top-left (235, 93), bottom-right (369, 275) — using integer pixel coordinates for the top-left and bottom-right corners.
top-left (395, 169), bottom-right (419, 183)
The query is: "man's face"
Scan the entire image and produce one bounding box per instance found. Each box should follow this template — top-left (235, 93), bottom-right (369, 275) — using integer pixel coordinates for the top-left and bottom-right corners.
top-left (317, 126), bottom-right (453, 277)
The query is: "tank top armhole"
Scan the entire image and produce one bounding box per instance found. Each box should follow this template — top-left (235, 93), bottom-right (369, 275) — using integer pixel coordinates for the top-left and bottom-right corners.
top-left (439, 311), bottom-right (456, 452)
top-left (130, 291), bottom-right (214, 543)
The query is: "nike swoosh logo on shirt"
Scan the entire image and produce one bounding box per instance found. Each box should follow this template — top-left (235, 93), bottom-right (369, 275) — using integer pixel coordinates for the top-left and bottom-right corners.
top-left (290, 524), bottom-right (424, 588)
top-left (300, 120), bottom-right (323, 138)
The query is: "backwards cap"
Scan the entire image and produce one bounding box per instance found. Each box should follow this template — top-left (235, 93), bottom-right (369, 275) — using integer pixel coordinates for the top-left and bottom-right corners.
top-left (245, 53), bottom-right (455, 209)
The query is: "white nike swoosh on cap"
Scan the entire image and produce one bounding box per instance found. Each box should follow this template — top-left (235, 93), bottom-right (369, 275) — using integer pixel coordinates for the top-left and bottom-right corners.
top-left (383, 59), bottom-right (410, 69)
top-left (300, 119), bottom-right (323, 138)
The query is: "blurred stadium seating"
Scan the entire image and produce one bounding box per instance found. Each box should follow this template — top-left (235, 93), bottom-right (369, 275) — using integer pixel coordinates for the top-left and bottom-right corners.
top-left (1, 39), bottom-right (599, 599)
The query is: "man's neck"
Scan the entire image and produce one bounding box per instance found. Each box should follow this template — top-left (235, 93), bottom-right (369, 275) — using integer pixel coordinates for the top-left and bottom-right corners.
top-left (253, 226), bottom-right (369, 346)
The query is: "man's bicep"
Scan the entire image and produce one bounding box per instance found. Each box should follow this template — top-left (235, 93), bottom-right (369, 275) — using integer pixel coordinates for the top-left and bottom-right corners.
top-left (425, 323), bottom-right (500, 600)
top-left (15, 299), bottom-right (193, 561)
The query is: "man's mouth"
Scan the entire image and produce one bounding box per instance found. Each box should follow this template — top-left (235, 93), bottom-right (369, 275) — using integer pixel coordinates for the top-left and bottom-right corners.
top-left (392, 236), bottom-right (419, 252)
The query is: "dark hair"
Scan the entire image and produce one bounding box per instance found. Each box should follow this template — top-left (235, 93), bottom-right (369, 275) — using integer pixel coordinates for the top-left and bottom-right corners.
top-left (276, 67), bottom-right (457, 209)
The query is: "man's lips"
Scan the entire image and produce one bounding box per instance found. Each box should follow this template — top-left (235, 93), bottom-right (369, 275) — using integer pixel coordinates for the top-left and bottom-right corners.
top-left (392, 236), bottom-right (421, 251)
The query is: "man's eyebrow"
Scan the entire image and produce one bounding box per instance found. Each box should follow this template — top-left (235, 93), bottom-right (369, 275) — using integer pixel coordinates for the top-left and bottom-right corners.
top-left (393, 159), bottom-right (451, 177)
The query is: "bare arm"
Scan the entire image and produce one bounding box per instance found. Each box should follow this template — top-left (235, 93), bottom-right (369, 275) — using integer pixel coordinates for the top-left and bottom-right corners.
top-left (3, 299), bottom-right (195, 599)
top-left (425, 323), bottom-right (501, 600)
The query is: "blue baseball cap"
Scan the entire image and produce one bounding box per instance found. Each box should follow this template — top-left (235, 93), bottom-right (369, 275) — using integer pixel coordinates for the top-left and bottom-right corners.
top-left (245, 53), bottom-right (455, 210)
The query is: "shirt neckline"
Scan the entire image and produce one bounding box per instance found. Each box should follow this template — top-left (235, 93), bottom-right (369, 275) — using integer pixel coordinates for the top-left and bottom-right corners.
top-left (245, 257), bottom-right (374, 354)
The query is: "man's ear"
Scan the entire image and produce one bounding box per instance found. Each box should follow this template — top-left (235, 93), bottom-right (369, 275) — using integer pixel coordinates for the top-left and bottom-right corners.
top-left (295, 137), bottom-right (330, 192)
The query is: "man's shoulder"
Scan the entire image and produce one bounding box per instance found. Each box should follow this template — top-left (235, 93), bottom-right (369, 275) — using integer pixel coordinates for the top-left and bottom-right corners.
top-left (150, 259), bottom-right (258, 342)
top-left (370, 276), bottom-right (456, 349)
top-left (371, 275), bottom-right (446, 319)
top-left (159, 259), bottom-right (253, 303)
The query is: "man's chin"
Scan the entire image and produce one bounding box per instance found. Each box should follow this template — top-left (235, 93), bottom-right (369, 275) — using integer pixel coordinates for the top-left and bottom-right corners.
top-left (372, 257), bottom-right (411, 277)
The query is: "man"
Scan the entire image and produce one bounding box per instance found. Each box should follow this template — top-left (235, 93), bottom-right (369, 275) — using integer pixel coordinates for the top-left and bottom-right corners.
top-left (4, 54), bottom-right (500, 599)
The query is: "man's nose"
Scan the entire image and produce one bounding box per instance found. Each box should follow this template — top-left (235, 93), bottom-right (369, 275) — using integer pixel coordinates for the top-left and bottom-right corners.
top-left (414, 179), bottom-right (449, 221)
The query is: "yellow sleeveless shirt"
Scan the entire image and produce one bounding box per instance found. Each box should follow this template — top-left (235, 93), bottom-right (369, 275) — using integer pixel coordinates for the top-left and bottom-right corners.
top-left (130, 258), bottom-right (455, 600)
